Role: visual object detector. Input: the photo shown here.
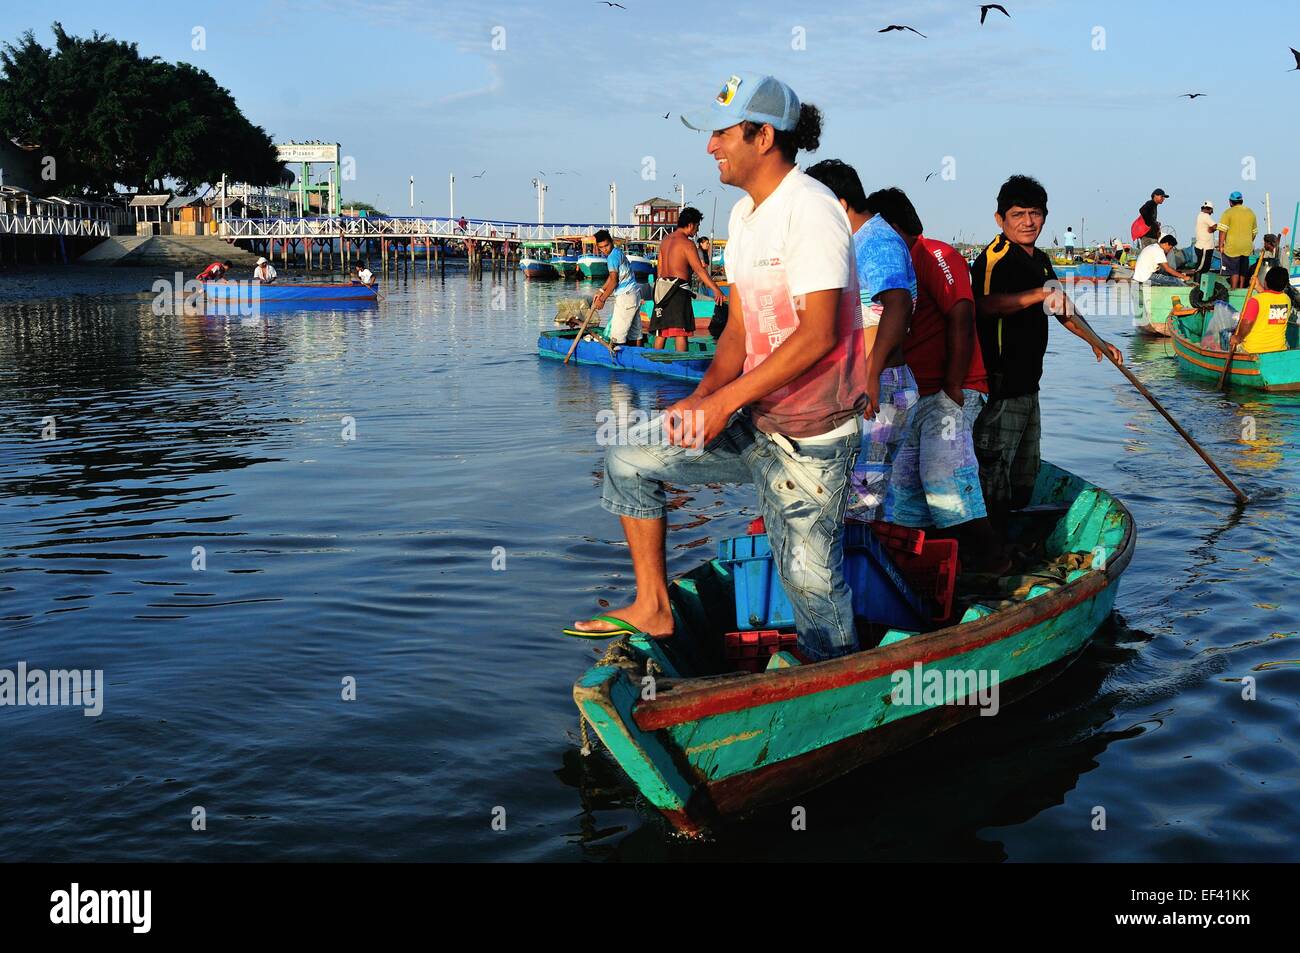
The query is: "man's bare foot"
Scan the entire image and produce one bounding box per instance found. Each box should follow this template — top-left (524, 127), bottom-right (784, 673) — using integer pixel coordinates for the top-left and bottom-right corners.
top-left (570, 601), bottom-right (674, 639)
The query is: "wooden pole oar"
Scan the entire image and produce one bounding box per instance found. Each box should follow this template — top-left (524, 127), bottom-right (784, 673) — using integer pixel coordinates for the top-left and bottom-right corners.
top-left (1219, 250), bottom-right (1270, 389)
top-left (1068, 311), bottom-right (1249, 505)
top-left (564, 304), bottom-right (599, 364)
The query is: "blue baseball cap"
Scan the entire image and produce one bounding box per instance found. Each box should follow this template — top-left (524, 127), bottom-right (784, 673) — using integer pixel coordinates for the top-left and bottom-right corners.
top-left (1229, 190), bottom-right (1244, 201)
top-left (681, 72), bottom-right (800, 133)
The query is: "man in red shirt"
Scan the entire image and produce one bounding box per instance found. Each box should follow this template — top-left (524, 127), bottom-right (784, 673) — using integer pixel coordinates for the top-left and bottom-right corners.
top-left (195, 260), bottom-right (232, 281)
top-left (864, 189), bottom-right (1001, 566)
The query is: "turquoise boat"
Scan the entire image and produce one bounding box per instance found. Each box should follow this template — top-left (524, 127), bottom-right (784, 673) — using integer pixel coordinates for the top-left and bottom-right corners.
top-left (573, 463), bottom-right (1133, 835)
top-left (538, 329), bottom-right (713, 382)
top-left (637, 296), bottom-right (720, 336)
top-left (1170, 308), bottom-right (1300, 392)
top-left (551, 241), bottom-right (580, 278)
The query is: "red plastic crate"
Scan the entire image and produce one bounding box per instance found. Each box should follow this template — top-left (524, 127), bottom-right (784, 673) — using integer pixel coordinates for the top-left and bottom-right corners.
top-left (747, 516), bottom-right (765, 535)
top-left (868, 521), bottom-right (926, 557)
top-left (723, 629), bottom-right (799, 673)
top-left (894, 539), bottom-right (960, 621)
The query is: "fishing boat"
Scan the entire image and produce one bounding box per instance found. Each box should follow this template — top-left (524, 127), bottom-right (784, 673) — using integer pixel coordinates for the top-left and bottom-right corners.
top-left (201, 281), bottom-right (378, 303)
top-left (638, 293), bottom-right (724, 336)
top-left (577, 237), bottom-right (609, 280)
top-left (551, 241), bottom-right (580, 278)
top-left (537, 329), bottom-right (713, 382)
top-left (1071, 263), bottom-right (1113, 280)
top-left (1134, 282), bottom-right (1246, 337)
top-left (1170, 308), bottom-right (1300, 391)
top-left (625, 242), bottom-right (657, 280)
top-left (519, 241), bottom-right (559, 280)
top-left (573, 462), bottom-right (1133, 835)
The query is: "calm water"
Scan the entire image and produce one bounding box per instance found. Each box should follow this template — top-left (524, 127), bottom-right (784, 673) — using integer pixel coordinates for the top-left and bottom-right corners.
top-left (1, 266), bottom-right (1297, 862)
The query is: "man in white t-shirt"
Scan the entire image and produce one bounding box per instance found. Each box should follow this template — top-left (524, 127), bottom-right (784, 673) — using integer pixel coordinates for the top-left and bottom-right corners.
top-left (1193, 200), bottom-right (1219, 277)
top-left (1134, 235), bottom-right (1188, 286)
top-left (567, 72), bottom-right (868, 662)
top-left (1063, 227), bottom-right (1076, 258)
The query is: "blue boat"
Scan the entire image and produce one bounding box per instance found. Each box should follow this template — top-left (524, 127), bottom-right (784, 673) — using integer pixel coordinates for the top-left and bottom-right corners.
top-left (537, 329), bottom-right (712, 382)
top-left (202, 281), bottom-right (378, 303)
top-left (625, 243), bottom-right (657, 280)
top-left (519, 242), bottom-right (559, 280)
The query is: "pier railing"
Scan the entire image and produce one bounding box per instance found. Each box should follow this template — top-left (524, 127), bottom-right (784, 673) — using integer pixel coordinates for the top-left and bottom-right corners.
top-left (0, 213), bottom-right (116, 238)
top-left (217, 216), bottom-right (655, 243)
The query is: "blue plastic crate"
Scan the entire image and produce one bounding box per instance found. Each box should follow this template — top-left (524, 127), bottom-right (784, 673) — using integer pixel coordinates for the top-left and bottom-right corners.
top-left (717, 525), bottom-right (926, 632)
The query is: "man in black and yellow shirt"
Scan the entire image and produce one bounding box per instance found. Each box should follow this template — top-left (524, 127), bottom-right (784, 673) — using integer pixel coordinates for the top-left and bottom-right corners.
top-left (971, 174), bottom-right (1123, 526)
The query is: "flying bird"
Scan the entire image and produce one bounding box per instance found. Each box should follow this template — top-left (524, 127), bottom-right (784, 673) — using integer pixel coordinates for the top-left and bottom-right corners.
top-left (662, 112), bottom-right (670, 119)
top-left (471, 170), bottom-right (487, 178)
top-left (598, 1), bottom-right (626, 7)
top-left (879, 24), bottom-right (926, 37)
top-left (1290, 47), bottom-right (1300, 70)
top-left (979, 4), bottom-right (1009, 24)
top-left (924, 171), bottom-right (938, 182)
top-left (1180, 92), bottom-right (1207, 99)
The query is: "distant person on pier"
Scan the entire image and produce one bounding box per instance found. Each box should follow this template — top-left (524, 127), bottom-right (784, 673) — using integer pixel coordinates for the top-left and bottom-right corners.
top-left (1062, 227), bottom-right (1076, 260)
top-left (568, 72), bottom-right (868, 663)
top-left (353, 262), bottom-right (375, 286)
top-left (252, 257), bottom-right (277, 283)
top-left (652, 206), bottom-right (725, 352)
top-left (590, 229), bottom-right (644, 347)
top-left (195, 260), bottom-right (232, 282)
top-left (457, 216), bottom-right (468, 234)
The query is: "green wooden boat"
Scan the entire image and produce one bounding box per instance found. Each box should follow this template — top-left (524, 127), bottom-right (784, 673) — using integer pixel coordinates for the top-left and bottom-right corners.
top-left (1133, 282), bottom-right (1247, 337)
top-left (1170, 308), bottom-right (1300, 391)
top-left (573, 462), bottom-right (1133, 835)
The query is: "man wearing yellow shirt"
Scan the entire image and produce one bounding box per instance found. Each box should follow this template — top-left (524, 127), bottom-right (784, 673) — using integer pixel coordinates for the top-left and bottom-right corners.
top-left (1228, 266), bottom-right (1292, 354)
top-left (1218, 191), bottom-right (1258, 289)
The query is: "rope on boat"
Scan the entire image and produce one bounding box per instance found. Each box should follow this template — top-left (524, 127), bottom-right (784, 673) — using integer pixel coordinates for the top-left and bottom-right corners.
top-left (578, 636), bottom-right (643, 757)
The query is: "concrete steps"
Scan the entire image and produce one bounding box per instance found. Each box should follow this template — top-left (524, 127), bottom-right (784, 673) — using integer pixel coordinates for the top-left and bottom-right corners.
top-left (79, 234), bottom-right (259, 269)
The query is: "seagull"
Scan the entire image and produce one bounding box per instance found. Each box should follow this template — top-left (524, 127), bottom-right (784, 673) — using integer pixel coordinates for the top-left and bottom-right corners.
top-left (979, 4), bottom-right (1009, 24)
top-left (662, 112), bottom-right (670, 119)
top-left (925, 171), bottom-right (938, 182)
top-left (598, 1), bottom-right (626, 7)
top-left (879, 24), bottom-right (926, 37)
top-left (471, 170), bottom-right (487, 178)
top-left (1179, 92), bottom-right (1207, 99)
top-left (1290, 47), bottom-right (1300, 70)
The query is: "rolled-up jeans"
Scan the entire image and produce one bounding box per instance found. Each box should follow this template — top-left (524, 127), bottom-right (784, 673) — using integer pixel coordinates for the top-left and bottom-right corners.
top-left (601, 410), bottom-right (862, 661)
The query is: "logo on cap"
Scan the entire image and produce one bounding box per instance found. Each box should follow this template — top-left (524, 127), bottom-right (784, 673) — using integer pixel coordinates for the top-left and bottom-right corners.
top-left (717, 75), bottom-right (742, 106)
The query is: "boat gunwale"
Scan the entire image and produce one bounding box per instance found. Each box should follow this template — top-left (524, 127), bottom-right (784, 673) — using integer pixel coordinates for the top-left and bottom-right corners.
top-left (630, 486), bottom-right (1135, 732)
top-left (1169, 316), bottom-right (1300, 390)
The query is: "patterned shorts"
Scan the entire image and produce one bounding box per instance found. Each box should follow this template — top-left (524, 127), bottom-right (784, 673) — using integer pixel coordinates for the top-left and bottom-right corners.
top-left (846, 365), bottom-right (919, 522)
top-left (972, 392), bottom-right (1041, 509)
top-left (888, 389), bottom-right (988, 529)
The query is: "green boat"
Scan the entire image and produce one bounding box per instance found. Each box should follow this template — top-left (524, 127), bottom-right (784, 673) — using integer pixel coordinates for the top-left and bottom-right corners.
top-left (573, 462), bottom-right (1133, 835)
top-left (1133, 281), bottom-right (1247, 337)
top-left (1170, 308), bottom-right (1300, 391)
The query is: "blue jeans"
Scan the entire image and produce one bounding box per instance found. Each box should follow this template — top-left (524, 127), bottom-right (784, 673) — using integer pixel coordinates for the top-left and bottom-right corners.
top-left (601, 411), bottom-right (862, 661)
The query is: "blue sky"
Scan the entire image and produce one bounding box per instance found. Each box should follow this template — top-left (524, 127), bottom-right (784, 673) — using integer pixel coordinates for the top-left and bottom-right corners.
top-left (13, 0), bottom-right (1300, 244)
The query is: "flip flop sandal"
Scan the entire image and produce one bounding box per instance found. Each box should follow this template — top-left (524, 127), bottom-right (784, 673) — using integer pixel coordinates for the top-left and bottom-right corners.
top-left (562, 614), bottom-right (645, 640)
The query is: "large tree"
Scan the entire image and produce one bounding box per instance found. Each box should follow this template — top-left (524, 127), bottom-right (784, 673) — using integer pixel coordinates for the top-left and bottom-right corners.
top-left (0, 22), bottom-right (283, 197)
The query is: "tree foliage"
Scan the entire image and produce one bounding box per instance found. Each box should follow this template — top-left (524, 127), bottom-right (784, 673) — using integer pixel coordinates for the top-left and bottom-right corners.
top-left (0, 23), bottom-right (283, 197)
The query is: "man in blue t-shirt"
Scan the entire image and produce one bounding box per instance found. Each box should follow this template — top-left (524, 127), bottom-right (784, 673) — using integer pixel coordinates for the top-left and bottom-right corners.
top-left (806, 159), bottom-right (917, 522)
top-left (592, 229), bottom-right (644, 346)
